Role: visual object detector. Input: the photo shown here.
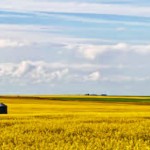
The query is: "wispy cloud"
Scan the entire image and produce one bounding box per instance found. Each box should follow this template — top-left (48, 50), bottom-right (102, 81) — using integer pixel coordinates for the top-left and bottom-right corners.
top-left (41, 13), bottom-right (150, 27)
top-left (0, 24), bottom-right (63, 33)
top-left (102, 76), bottom-right (150, 82)
top-left (0, 1), bottom-right (150, 17)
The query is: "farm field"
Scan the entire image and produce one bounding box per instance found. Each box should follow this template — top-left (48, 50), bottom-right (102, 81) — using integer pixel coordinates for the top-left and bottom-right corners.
top-left (0, 96), bottom-right (150, 150)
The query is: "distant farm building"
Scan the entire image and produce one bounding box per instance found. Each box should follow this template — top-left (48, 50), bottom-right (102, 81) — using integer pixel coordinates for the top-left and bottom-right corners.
top-left (85, 93), bottom-right (90, 96)
top-left (0, 103), bottom-right (7, 114)
top-left (85, 93), bottom-right (108, 96)
top-left (85, 94), bottom-right (98, 96)
top-left (101, 94), bottom-right (107, 96)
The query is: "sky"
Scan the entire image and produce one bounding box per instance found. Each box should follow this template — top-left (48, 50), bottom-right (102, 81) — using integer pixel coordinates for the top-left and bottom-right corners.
top-left (0, 0), bottom-right (150, 95)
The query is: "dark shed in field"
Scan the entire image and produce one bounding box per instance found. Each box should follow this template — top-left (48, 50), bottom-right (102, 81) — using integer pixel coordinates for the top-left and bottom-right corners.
top-left (0, 103), bottom-right (7, 114)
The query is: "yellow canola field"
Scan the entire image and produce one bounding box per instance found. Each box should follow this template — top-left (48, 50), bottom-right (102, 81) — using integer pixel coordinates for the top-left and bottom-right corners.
top-left (0, 98), bottom-right (150, 150)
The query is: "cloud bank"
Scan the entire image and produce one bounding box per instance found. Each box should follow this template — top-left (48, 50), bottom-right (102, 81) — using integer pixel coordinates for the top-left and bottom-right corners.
top-left (0, 61), bottom-right (149, 86)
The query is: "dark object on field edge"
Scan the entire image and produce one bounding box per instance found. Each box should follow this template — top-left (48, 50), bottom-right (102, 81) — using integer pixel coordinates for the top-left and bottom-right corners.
top-left (0, 103), bottom-right (7, 114)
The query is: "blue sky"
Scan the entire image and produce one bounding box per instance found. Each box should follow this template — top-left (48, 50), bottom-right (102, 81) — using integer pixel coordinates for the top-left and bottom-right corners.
top-left (0, 0), bottom-right (150, 95)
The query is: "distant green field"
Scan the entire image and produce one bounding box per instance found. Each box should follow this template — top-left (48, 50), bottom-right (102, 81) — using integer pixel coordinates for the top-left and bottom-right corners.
top-left (1, 95), bottom-right (150, 103)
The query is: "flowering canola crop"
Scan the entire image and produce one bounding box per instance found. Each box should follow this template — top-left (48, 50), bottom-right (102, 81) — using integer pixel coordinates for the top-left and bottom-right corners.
top-left (0, 96), bottom-right (150, 150)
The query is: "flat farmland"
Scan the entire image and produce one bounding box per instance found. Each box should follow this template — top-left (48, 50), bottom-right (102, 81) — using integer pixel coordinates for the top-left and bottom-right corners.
top-left (0, 96), bottom-right (150, 150)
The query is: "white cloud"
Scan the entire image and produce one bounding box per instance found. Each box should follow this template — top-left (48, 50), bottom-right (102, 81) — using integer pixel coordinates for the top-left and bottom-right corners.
top-left (77, 45), bottom-right (107, 60)
top-left (0, 61), bottom-right (69, 84)
top-left (67, 43), bottom-right (150, 60)
top-left (0, 39), bottom-right (29, 48)
top-left (132, 45), bottom-right (150, 54)
top-left (0, 63), bottom-right (16, 76)
top-left (84, 71), bottom-right (101, 81)
top-left (31, 68), bottom-right (69, 83)
top-left (13, 61), bottom-right (36, 77)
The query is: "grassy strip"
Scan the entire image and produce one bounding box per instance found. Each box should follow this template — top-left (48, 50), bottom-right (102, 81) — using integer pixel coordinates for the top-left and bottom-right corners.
top-left (0, 95), bottom-right (150, 103)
